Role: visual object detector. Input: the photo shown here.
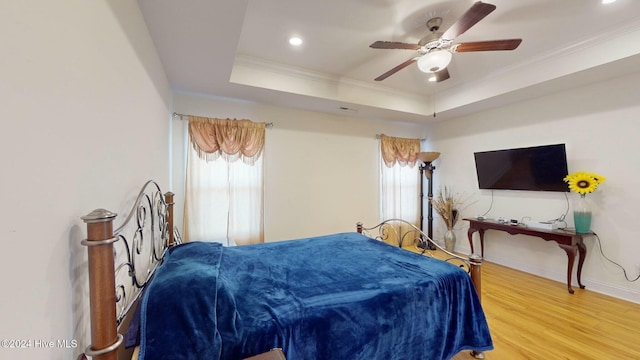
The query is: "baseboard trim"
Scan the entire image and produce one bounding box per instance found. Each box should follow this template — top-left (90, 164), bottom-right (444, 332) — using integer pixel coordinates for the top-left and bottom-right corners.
top-left (456, 245), bottom-right (640, 304)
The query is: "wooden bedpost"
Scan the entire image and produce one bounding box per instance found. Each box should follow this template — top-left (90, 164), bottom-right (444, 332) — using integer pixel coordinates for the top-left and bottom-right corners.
top-left (81, 209), bottom-right (122, 360)
top-left (468, 254), bottom-right (485, 359)
top-left (468, 254), bottom-right (482, 301)
top-left (356, 222), bottom-right (363, 234)
top-left (164, 192), bottom-right (175, 247)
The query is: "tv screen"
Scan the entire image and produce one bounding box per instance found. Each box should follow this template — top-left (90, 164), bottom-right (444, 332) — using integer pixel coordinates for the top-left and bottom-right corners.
top-left (474, 144), bottom-right (569, 192)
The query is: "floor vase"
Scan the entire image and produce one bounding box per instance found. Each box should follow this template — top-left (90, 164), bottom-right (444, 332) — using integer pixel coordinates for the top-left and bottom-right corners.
top-left (444, 229), bottom-right (456, 252)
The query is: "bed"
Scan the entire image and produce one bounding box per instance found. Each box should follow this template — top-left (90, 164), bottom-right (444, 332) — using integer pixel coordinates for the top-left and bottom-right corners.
top-left (78, 181), bottom-right (492, 360)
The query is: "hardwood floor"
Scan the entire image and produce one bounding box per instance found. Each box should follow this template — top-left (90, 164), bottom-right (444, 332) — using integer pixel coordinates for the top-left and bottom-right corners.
top-left (432, 252), bottom-right (640, 360)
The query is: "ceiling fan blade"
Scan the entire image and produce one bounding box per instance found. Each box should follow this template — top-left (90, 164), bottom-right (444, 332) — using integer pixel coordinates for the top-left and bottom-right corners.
top-left (434, 68), bottom-right (450, 82)
top-left (374, 57), bottom-right (418, 81)
top-left (441, 2), bottom-right (496, 40)
top-left (453, 39), bottom-right (522, 52)
top-left (370, 41), bottom-right (421, 50)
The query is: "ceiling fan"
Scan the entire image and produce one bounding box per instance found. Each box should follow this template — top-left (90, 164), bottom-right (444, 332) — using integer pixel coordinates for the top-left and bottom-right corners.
top-left (370, 1), bottom-right (522, 82)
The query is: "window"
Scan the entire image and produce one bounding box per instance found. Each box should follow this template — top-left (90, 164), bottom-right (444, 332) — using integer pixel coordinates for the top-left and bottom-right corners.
top-left (183, 116), bottom-right (265, 245)
top-left (379, 134), bottom-right (420, 225)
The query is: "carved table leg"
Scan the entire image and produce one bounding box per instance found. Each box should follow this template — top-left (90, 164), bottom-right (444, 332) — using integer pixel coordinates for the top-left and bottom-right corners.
top-left (467, 228), bottom-right (476, 254)
top-left (559, 244), bottom-right (577, 294)
top-left (576, 239), bottom-right (587, 289)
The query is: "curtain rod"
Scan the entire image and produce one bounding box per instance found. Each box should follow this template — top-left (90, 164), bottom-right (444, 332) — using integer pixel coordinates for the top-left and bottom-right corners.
top-left (375, 134), bottom-right (426, 141)
top-left (172, 112), bottom-right (273, 128)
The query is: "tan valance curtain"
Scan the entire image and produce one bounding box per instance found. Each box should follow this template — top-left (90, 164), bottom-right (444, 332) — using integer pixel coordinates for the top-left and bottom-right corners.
top-left (188, 116), bottom-right (266, 165)
top-left (379, 134), bottom-right (421, 167)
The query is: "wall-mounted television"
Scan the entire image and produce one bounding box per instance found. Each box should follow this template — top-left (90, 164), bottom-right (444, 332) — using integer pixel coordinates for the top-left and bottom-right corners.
top-left (474, 144), bottom-right (569, 192)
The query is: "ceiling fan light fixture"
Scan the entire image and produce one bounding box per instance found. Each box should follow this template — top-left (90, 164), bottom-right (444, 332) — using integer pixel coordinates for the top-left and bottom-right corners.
top-left (417, 51), bottom-right (452, 73)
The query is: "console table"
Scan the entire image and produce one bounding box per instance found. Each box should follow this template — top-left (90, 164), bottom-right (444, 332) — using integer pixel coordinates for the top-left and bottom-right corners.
top-left (464, 218), bottom-right (587, 294)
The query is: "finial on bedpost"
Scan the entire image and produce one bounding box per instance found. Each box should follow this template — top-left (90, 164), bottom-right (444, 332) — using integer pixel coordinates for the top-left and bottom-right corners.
top-left (81, 209), bottom-right (121, 360)
top-left (81, 208), bottom-right (117, 223)
top-left (356, 222), bottom-right (363, 234)
top-left (164, 192), bottom-right (175, 247)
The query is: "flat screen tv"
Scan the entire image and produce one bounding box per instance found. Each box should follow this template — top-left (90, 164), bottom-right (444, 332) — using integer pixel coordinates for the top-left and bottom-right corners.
top-left (474, 144), bottom-right (569, 192)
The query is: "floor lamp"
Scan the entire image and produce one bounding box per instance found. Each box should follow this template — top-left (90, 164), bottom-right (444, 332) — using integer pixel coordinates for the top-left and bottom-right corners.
top-left (417, 152), bottom-right (440, 250)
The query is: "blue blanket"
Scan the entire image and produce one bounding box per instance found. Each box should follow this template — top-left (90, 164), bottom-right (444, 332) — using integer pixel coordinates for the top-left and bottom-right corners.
top-left (139, 232), bottom-right (492, 359)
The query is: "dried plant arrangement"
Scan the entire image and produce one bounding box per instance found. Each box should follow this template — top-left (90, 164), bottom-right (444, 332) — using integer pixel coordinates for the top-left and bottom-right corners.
top-left (430, 187), bottom-right (466, 230)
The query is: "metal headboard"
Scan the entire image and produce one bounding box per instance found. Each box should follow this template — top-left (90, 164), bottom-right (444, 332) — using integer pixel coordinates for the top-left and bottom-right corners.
top-left (357, 219), bottom-right (481, 275)
top-left (80, 180), bottom-right (180, 359)
top-left (111, 180), bottom-right (177, 326)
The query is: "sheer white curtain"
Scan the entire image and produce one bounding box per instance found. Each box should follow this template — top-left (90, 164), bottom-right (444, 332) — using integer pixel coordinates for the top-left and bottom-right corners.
top-left (184, 116), bottom-right (265, 245)
top-left (380, 163), bottom-right (420, 222)
top-left (379, 134), bottom-right (420, 225)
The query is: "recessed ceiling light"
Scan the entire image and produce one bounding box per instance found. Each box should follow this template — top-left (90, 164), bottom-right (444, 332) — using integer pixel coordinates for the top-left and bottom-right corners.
top-left (602, 0), bottom-right (616, 4)
top-left (289, 37), bottom-right (302, 46)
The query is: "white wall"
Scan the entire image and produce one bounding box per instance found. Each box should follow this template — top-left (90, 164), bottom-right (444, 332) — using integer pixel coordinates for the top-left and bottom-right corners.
top-left (6, 3), bottom-right (637, 359)
top-left (172, 92), bottom-right (428, 242)
top-left (428, 71), bottom-right (640, 303)
top-left (0, 1), bottom-right (171, 359)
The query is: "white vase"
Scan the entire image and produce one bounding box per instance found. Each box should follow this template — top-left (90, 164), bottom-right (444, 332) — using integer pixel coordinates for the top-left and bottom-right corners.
top-left (573, 194), bottom-right (592, 234)
top-left (444, 229), bottom-right (456, 252)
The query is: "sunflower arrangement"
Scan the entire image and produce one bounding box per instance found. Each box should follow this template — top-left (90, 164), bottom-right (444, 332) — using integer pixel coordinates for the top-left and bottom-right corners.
top-left (563, 171), bottom-right (606, 195)
top-left (430, 187), bottom-right (464, 230)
